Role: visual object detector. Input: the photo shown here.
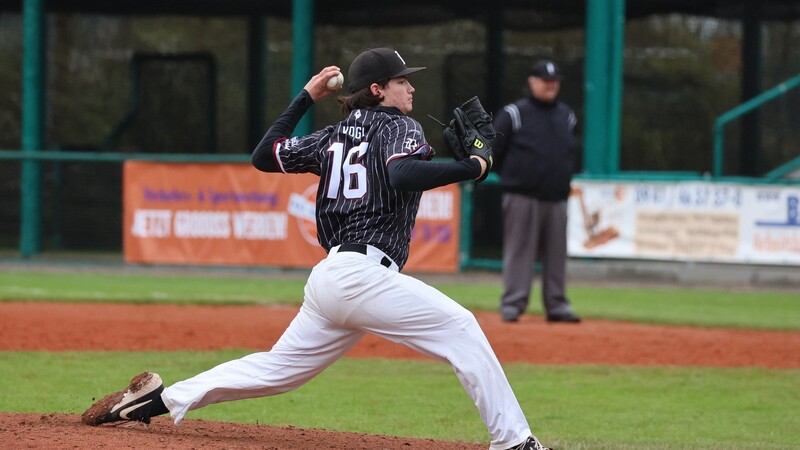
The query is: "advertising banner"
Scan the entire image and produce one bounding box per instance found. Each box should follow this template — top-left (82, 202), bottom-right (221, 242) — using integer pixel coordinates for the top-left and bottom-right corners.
top-left (124, 161), bottom-right (460, 272)
top-left (567, 180), bottom-right (800, 265)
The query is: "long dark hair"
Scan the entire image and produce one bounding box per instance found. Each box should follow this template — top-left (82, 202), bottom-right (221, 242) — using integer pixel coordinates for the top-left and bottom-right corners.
top-left (337, 79), bottom-right (388, 115)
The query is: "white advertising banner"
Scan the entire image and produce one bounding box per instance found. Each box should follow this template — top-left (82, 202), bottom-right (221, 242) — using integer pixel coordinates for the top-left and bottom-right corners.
top-left (567, 181), bottom-right (800, 265)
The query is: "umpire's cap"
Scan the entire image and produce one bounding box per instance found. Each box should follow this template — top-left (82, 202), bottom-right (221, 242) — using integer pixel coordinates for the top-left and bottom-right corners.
top-left (530, 59), bottom-right (562, 80)
top-left (348, 48), bottom-right (426, 93)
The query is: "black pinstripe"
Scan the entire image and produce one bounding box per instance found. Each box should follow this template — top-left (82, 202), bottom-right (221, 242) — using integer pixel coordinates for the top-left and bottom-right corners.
top-left (275, 107), bottom-right (425, 269)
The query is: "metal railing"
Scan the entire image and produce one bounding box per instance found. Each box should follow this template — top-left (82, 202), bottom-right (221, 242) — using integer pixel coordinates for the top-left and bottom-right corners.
top-left (712, 73), bottom-right (800, 178)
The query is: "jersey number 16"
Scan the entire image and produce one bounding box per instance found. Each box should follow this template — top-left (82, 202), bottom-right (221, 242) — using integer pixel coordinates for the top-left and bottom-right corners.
top-left (325, 142), bottom-right (368, 200)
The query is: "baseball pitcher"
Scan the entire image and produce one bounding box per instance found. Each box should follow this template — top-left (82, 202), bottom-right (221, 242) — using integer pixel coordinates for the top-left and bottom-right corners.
top-left (82, 47), bottom-right (549, 450)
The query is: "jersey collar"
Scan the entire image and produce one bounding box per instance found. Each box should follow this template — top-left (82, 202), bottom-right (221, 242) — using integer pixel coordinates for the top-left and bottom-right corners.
top-left (372, 106), bottom-right (405, 116)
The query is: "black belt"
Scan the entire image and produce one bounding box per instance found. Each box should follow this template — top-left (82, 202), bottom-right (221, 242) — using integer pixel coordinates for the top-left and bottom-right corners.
top-left (339, 243), bottom-right (392, 268)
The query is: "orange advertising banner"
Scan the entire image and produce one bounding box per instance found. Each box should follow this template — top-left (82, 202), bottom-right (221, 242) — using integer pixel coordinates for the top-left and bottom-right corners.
top-left (123, 161), bottom-right (460, 272)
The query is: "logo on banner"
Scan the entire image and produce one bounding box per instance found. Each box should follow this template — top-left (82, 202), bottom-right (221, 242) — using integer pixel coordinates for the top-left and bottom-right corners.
top-left (755, 195), bottom-right (799, 227)
top-left (287, 184), bottom-right (320, 247)
top-left (753, 194), bottom-right (800, 254)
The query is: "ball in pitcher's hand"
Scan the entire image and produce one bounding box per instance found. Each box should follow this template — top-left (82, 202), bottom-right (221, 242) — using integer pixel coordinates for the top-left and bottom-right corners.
top-left (327, 73), bottom-right (344, 90)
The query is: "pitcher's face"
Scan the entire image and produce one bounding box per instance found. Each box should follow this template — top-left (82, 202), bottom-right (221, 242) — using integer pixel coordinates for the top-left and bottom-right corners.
top-left (377, 77), bottom-right (415, 114)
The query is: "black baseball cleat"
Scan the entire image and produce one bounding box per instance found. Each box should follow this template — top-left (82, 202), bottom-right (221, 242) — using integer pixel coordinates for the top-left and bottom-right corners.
top-left (546, 312), bottom-right (581, 323)
top-left (82, 372), bottom-right (165, 426)
top-left (501, 307), bottom-right (522, 323)
top-left (505, 435), bottom-right (551, 450)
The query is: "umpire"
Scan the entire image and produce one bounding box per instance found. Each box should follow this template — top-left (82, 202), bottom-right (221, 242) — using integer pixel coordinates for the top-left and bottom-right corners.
top-left (492, 59), bottom-right (581, 323)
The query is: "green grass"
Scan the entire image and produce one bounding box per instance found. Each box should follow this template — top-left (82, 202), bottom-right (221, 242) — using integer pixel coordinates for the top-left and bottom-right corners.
top-left (1, 351), bottom-right (798, 450)
top-left (0, 271), bottom-right (308, 305)
top-left (1, 271), bottom-right (798, 330)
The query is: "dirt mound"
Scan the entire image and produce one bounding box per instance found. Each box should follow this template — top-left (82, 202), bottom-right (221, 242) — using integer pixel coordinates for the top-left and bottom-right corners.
top-left (0, 413), bottom-right (485, 450)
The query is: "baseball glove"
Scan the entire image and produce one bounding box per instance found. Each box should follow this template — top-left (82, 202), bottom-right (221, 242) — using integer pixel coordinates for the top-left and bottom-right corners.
top-left (442, 96), bottom-right (495, 182)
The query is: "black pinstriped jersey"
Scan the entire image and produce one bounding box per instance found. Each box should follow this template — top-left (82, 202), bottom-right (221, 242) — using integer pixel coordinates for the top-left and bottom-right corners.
top-left (273, 106), bottom-right (426, 268)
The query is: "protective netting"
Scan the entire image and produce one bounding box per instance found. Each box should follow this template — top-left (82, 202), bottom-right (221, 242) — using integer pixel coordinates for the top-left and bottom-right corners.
top-left (0, 12), bottom-right (798, 255)
top-left (112, 54), bottom-right (216, 153)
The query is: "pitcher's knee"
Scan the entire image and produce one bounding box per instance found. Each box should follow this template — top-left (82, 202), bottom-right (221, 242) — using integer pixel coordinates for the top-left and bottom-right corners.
top-left (451, 307), bottom-right (479, 329)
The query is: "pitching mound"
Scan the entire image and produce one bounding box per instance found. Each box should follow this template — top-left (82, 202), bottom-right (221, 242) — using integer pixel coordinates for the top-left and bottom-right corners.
top-left (2, 413), bottom-right (485, 449)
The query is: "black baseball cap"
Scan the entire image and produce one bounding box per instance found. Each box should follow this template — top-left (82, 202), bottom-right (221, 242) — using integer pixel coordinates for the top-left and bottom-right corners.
top-left (530, 59), bottom-right (562, 80)
top-left (347, 47), bottom-right (426, 93)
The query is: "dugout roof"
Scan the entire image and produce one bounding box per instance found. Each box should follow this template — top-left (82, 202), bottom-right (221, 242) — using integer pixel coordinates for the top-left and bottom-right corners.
top-left (2, 0), bottom-right (800, 27)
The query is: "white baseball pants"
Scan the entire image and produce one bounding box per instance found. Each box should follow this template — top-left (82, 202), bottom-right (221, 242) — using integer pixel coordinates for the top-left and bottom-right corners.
top-left (161, 244), bottom-right (532, 450)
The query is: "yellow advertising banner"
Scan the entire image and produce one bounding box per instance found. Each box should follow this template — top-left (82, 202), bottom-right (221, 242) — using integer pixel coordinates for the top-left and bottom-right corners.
top-left (123, 161), bottom-right (460, 272)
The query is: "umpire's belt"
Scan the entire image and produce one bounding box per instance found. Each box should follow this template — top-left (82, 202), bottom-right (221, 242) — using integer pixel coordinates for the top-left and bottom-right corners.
top-left (334, 243), bottom-right (398, 271)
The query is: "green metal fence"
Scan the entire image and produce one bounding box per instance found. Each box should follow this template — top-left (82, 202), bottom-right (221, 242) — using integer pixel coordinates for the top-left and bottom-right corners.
top-left (713, 73), bottom-right (800, 178)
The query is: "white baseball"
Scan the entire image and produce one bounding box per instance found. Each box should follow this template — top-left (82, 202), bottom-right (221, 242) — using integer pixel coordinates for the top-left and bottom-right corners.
top-left (327, 73), bottom-right (344, 90)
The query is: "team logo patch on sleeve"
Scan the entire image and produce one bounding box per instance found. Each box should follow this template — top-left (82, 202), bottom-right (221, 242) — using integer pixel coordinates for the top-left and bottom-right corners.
top-left (404, 137), bottom-right (418, 150)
